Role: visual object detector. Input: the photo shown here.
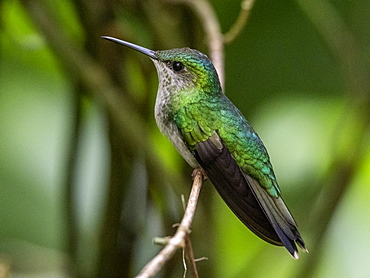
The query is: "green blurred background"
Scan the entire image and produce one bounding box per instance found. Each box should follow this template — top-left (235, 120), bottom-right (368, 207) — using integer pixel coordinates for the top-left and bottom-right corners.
top-left (1, 0), bottom-right (370, 277)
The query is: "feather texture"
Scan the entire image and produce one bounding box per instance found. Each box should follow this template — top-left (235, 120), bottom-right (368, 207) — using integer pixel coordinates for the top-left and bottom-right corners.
top-left (193, 133), bottom-right (306, 258)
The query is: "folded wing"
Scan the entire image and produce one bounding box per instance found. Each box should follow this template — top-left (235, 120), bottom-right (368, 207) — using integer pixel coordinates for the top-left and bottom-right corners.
top-left (193, 133), bottom-right (306, 258)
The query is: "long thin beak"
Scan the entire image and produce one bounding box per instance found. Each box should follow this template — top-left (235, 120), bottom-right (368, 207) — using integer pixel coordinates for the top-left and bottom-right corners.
top-left (102, 36), bottom-right (157, 59)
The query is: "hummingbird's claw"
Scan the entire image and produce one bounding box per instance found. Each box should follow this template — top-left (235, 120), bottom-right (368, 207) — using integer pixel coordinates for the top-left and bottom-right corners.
top-left (192, 168), bottom-right (208, 181)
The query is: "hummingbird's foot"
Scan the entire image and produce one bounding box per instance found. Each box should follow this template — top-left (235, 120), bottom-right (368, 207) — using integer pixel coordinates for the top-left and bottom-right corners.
top-left (192, 168), bottom-right (208, 181)
top-left (173, 223), bottom-right (192, 234)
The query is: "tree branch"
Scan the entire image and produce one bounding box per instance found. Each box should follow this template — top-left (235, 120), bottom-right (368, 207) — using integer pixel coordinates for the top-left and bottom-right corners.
top-left (223, 0), bottom-right (256, 44)
top-left (184, 234), bottom-right (199, 278)
top-left (172, 0), bottom-right (225, 89)
top-left (136, 169), bottom-right (204, 278)
top-left (169, 0), bottom-right (257, 90)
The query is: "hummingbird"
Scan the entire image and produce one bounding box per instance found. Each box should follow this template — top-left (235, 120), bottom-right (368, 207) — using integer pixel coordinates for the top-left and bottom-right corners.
top-left (102, 36), bottom-right (307, 259)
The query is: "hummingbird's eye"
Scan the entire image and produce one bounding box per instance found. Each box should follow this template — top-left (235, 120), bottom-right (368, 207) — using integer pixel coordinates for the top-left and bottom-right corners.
top-left (172, 61), bottom-right (184, 72)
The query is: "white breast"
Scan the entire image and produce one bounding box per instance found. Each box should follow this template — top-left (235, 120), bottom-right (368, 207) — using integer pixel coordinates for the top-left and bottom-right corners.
top-left (154, 94), bottom-right (199, 168)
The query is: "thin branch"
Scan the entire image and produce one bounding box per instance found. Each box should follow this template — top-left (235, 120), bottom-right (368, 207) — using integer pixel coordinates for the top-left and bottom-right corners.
top-left (173, 0), bottom-right (258, 87)
top-left (184, 234), bottom-right (199, 278)
top-left (135, 169), bottom-right (204, 278)
top-left (223, 0), bottom-right (256, 44)
top-left (172, 0), bottom-right (225, 89)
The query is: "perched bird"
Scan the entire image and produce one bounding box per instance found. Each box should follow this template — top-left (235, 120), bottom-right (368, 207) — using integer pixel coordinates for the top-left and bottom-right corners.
top-left (102, 36), bottom-right (307, 259)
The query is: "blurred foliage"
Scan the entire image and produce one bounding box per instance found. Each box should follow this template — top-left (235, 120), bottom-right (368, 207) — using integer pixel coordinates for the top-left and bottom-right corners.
top-left (1, 0), bottom-right (370, 277)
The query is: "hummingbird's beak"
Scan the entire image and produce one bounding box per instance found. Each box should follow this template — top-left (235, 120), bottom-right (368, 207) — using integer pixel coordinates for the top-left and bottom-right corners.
top-left (101, 36), bottom-right (157, 60)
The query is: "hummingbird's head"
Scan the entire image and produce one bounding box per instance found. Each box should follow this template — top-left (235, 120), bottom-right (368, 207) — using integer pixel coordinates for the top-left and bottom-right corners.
top-left (152, 48), bottom-right (221, 94)
top-left (102, 36), bottom-right (222, 95)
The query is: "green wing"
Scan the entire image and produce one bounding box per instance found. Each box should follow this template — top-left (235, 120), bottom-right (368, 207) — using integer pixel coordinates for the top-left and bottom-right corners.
top-left (174, 104), bottom-right (306, 258)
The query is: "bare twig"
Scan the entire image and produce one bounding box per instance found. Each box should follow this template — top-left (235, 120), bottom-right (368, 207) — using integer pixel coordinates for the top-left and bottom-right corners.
top-left (180, 194), bottom-right (199, 277)
top-left (172, 0), bottom-right (225, 89)
top-left (223, 0), bottom-right (256, 44)
top-left (184, 234), bottom-right (199, 278)
top-left (168, 0), bottom-right (257, 90)
top-left (136, 169), bottom-right (204, 278)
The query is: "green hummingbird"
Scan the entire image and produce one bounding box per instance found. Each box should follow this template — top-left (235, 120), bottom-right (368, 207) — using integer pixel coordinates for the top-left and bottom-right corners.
top-left (102, 36), bottom-right (307, 259)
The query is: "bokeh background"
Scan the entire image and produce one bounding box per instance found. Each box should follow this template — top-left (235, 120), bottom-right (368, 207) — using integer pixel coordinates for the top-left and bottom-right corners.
top-left (1, 0), bottom-right (370, 277)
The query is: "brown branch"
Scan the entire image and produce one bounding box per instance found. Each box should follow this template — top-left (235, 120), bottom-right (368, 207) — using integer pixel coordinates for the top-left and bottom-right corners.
top-left (171, 0), bottom-right (225, 89)
top-left (184, 234), bottom-right (199, 278)
top-left (135, 169), bottom-right (204, 278)
top-left (223, 0), bottom-right (256, 44)
top-left (167, 0), bottom-right (258, 91)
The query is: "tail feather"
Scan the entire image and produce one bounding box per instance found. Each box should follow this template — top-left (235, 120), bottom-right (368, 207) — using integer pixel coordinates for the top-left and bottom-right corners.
top-left (245, 175), bottom-right (305, 258)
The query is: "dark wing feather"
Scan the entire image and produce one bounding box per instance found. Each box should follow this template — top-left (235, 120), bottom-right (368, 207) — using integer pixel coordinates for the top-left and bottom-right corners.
top-left (194, 134), bottom-right (306, 258)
